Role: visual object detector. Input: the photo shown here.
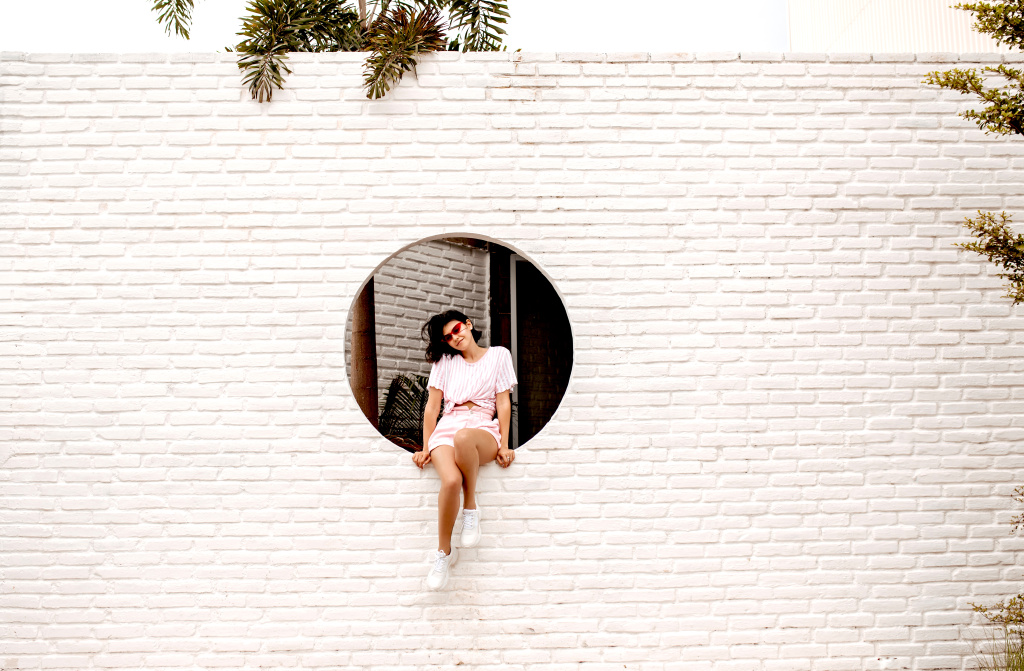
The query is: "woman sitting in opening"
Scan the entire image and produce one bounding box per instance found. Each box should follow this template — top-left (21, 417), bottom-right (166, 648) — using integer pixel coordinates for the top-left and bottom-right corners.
top-left (413, 309), bottom-right (517, 591)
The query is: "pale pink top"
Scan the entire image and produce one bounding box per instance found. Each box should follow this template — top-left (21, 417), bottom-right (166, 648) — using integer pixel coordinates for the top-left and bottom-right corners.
top-left (427, 346), bottom-right (518, 416)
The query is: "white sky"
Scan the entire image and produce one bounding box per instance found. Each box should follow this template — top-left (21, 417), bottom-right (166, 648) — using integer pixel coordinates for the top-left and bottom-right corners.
top-left (0, 0), bottom-right (790, 53)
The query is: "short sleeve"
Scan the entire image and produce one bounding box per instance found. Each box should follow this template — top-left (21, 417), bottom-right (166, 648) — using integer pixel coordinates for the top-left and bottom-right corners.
top-left (427, 357), bottom-right (446, 393)
top-left (494, 347), bottom-right (518, 395)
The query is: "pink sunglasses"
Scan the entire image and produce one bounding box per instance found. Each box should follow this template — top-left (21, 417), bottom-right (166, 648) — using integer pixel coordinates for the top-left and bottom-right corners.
top-left (442, 322), bottom-right (467, 343)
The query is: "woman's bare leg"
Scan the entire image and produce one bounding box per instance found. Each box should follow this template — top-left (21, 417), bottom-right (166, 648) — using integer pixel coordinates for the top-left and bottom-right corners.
top-left (453, 428), bottom-right (499, 510)
top-left (429, 445), bottom-right (461, 554)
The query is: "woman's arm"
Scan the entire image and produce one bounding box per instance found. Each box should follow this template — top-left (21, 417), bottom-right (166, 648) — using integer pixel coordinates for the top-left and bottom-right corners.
top-left (413, 387), bottom-right (443, 469)
top-left (495, 389), bottom-right (514, 468)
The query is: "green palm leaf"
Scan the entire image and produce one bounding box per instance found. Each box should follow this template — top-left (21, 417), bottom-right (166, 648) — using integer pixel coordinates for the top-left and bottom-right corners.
top-left (154, 0), bottom-right (509, 101)
top-left (447, 0), bottom-right (507, 52)
top-left (235, 0), bottom-right (362, 102)
top-left (151, 0), bottom-right (197, 39)
top-left (292, 0), bottom-right (363, 52)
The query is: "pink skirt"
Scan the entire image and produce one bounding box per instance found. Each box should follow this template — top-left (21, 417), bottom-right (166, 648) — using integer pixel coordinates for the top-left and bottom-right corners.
top-left (427, 406), bottom-right (502, 453)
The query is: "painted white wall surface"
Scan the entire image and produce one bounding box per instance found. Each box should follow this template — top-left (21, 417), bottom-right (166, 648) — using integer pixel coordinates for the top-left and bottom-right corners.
top-left (2, 51), bottom-right (1024, 671)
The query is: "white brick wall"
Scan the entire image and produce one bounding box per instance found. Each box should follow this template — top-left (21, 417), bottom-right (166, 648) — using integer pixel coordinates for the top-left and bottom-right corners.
top-left (2, 50), bottom-right (1024, 671)
top-left (371, 237), bottom-right (490, 411)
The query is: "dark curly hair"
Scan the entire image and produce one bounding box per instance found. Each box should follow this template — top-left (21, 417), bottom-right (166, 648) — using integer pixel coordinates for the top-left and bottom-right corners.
top-left (422, 309), bottom-right (483, 363)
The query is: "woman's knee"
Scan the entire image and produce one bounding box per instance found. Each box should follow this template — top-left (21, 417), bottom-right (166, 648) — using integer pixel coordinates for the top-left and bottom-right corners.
top-left (453, 429), bottom-right (477, 460)
top-left (439, 471), bottom-right (462, 493)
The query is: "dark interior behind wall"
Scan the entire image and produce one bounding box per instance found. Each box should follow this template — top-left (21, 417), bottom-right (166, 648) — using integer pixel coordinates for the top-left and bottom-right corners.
top-left (489, 244), bottom-right (512, 350)
top-left (515, 261), bottom-right (573, 444)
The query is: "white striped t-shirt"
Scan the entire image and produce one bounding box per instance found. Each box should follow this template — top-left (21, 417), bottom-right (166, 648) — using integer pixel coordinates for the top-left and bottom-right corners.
top-left (427, 346), bottom-right (518, 416)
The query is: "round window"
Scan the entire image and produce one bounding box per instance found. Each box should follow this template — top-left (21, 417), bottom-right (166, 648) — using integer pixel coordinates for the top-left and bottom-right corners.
top-left (346, 236), bottom-right (573, 453)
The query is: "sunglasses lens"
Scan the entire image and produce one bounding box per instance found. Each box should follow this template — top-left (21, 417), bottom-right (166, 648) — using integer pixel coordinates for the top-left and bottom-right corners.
top-left (443, 322), bottom-right (464, 343)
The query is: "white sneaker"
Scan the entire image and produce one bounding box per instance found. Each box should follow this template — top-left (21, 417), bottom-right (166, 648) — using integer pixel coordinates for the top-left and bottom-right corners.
top-left (425, 547), bottom-right (458, 591)
top-left (461, 508), bottom-right (481, 548)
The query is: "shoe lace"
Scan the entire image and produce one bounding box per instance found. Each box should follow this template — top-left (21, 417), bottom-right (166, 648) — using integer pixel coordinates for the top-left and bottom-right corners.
top-left (463, 510), bottom-right (477, 530)
top-left (432, 551), bottom-right (448, 573)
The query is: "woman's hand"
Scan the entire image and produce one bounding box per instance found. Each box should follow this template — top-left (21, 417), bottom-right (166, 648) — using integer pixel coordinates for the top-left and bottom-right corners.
top-left (412, 449), bottom-right (431, 469)
top-left (496, 446), bottom-right (515, 468)
top-left (495, 391), bottom-right (513, 468)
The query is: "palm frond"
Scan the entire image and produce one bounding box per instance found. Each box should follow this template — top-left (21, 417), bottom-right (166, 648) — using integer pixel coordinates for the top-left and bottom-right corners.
top-left (151, 0), bottom-right (197, 39)
top-left (292, 0), bottom-right (363, 52)
top-left (447, 0), bottom-right (507, 51)
top-left (234, 0), bottom-right (362, 102)
top-left (366, 0), bottom-right (428, 24)
top-left (379, 374), bottom-right (432, 451)
top-left (235, 0), bottom-right (299, 103)
top-left (363, 5), bottom-right (447, 99)
top-left (230, 0), bottom-right (507, 102)
top-left (237, 47), bottom-right (293, 103)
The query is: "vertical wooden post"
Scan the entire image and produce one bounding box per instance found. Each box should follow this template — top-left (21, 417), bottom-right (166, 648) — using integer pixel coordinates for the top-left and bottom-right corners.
top-left (351, 278), bottom-right (379, 429)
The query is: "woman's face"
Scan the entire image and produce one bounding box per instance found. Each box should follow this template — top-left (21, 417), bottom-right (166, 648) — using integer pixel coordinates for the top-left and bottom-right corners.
top-left (442, 319), bottom-right (473, 351)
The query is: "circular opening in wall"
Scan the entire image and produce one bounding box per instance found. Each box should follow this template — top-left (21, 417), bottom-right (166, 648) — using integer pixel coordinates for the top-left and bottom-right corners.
top-left (346, 236), bottom-right (573, 453)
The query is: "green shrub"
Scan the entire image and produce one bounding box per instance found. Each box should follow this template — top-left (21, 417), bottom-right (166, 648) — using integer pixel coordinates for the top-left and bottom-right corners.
top-left (956, 211), bottom-right (1024, 305)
